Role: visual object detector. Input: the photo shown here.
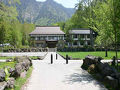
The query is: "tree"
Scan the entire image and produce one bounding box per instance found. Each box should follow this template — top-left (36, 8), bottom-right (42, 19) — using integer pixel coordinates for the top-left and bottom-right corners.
top-left (112, 0), bottom-right (120, 67)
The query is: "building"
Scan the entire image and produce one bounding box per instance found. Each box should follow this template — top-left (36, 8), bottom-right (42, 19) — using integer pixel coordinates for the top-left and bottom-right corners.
top-left (67, 28), bottom-right (95, 47)
top-left (29, 26), bottom-right (65, 48)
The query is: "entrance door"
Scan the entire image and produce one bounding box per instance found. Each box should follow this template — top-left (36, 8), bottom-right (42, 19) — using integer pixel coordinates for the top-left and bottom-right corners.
top-left (46, 41), bottom-right (58, 48)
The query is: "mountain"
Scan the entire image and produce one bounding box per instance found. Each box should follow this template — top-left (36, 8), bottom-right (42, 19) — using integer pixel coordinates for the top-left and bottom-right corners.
top-left (16, 0), bottom-right (75, 25)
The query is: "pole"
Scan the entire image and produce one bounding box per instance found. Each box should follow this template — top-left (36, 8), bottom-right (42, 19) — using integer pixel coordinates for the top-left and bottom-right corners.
top-left (51, 54), bottom-right (53, 64)
top-left (66, 54), bottom-right (68, 64)
top-left (56, 54), bottom-right (57, 60)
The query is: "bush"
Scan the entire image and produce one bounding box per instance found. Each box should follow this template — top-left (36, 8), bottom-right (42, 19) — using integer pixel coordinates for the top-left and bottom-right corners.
top-left (57, 46), bottom-right (95, 52)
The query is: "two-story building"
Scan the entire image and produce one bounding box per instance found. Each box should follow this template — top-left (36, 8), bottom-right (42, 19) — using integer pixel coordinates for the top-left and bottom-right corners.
top-left (67, 28), bottom-right (95, 47)
top-left (29, 26), bottom-right (65, 48)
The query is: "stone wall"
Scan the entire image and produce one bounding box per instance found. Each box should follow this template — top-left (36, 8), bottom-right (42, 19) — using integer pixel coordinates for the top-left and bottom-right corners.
top-left (82, 55), bottom-right (120, 89)
top-left (3, 48), bottom-right (48, 52)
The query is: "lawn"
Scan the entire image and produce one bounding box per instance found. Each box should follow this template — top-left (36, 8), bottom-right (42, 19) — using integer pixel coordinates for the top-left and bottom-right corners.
top-left (0, 56), bottom-right (15, 60)
top-left (0, 62), bottom-right (16, 69)
top-left (59, 51), bottom-right (120, 60)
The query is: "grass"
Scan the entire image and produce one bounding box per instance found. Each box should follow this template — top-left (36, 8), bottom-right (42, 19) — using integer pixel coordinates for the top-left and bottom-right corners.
top-left (0, 56), bottom-right (15, 60)
top-left (29, 56), bottom-right (38, 60)
top-left (0, 62), bottom-right (16, 69)
top-left (59, 51), bottom-right (120, 60)
top-left (14, 67), bottom-right (33, 90)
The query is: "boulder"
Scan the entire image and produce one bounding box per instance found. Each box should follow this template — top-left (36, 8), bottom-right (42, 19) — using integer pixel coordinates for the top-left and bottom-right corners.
top-left (111, 73), bottom-right (120, 85)
top-left (21, 60), bottom-right (30, 71)
top-left (20, 71), bottom-right (27, 78)
top-left (104, 76), bottom-right (118, 89)
top-left (14, 63), bottom-right (23, 77)
top-left (14, 56), bottom-right (30, 63)
top-left (95, 73), bottom-right (103, 81)
top-left (9, 68), bottom-right (15, 77)
top-left (88, 64), bottom-right (97, 74)
top-left (0, 81), bottom-right (7, 90)
top-left (97, 63), bottom-right (118, 77)
top-left (82, 55), bottom-right (102, 70)
top-left (0, 69), bottom-right (5, 82)
top-left (6, 77), bottom-right (15, 89)
top-left (28, 58), bottom-right (32, 66)
top-left (6, 59), bottom-right (12, 62)
top-left (14, 56), bottom-right (32, 77)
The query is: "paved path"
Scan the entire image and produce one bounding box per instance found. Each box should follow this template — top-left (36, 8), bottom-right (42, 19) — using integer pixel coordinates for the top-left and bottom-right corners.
top-left (23, 52), bottom-right (107, 90)
top-left (0, 52), bottom-right (47, 56)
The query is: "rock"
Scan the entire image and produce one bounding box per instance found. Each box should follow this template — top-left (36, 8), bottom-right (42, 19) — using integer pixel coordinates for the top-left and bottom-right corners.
top-left (13, 56), bottom-right (32, 78)
top-left (6, 77), bottom-right (15, 89)
top-left (9, 68), bottom-right (15, 77)
top-left (0, 81), bottom-right (7, 90)
top-left (28, 58), bottom-right (32, 66)
top-left (82, 55), bottom-right (102, 70)
top-left (6, 59), bottom-right (11, 62)
top-left (111, 73), bottom-right (120, 85)
top-left (88, 64), bottom-right (97, 74)
top-left (0, 69), bottom-right (5, 82)
top-left (14, 56), bottom-right (32, 70)
top-left (22, 60), bottom-right (30, 71)
top-left (97, 63), bottom-right (118, 77)
top-left (20, 71), bottom-right (27, 78)
top-left (96, 73), bottom-right (103, 81)
top-left (104, 76), bottom-right (118, 89)
top-left (14, 63), bottom-right (23, 77)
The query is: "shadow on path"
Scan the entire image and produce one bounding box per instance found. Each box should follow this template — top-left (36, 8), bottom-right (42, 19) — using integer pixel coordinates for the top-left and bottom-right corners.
top-left (63, 71), bottom-right (93, 84)
top-left (63, 70), bottom-right (106, 90)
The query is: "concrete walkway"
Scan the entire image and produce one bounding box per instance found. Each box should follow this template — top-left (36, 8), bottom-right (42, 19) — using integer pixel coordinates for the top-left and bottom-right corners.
top-left (0, 52), bottom-right (47, 56)
top-left (23, 52), bottom-right (107, 90)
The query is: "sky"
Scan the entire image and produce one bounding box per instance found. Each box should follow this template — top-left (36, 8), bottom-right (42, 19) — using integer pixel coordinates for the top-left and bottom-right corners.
top-left (36, 0), bottom-right (79, 8)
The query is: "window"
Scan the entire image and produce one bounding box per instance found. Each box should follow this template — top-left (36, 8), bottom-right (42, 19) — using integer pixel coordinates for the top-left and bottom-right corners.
top-left (88, 41), bottom-right (91, 45)
top-left (80, 35), bottom-right (84, 38)
top-left (35, 37), bottom-right (39, 40)
top-left (73, 34), bottom-right (78, 38)
top-left (87, 35), bottom-right (90, 38)
top-left (80, 41), bottom-right (84, 45)
top-left (48, 36), bottom-right (52, 40)
top-left (73, 41), bottom-right (78, 45)
top-left (60, 36), bottom-right (63, 40)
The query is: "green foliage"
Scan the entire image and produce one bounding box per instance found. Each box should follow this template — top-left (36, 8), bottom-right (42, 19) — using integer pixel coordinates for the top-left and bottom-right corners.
top-left (0, 56), bottom-right (15, 59)
top-left (0, 62), bottom-right (15, 69)
top-left (5, 68), bottom-right (10, 81)
top-left (0, 1), bottom-right (35, 47)
top-left (62, 0), bottom-right (120, 50)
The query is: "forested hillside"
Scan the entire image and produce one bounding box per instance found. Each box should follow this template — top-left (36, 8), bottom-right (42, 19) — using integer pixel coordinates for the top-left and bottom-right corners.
top-left (9, 0), bottom-right (75, 25)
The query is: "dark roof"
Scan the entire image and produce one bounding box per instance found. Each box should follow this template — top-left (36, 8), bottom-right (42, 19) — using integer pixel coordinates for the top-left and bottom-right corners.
top-left (69, 28), bottom-right (93, 34)
top-left (30, 26), bottom-right (65, 35)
